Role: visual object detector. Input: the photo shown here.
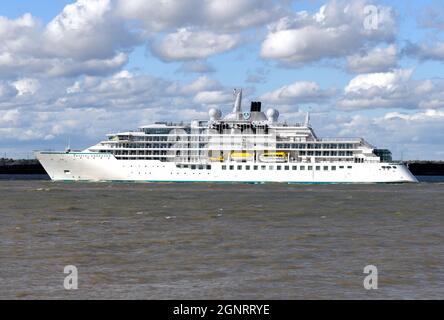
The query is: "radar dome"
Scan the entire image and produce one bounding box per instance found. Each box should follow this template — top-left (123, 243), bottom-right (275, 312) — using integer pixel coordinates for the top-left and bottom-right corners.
top-left (266, 108), bottom-right (279, 122)
top-left (208, 108), bottom-right (222, 121)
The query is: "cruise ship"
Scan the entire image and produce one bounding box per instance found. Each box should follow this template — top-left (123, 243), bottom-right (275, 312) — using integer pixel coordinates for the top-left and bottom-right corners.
top-left (35, 89), bottom-right (417, 183)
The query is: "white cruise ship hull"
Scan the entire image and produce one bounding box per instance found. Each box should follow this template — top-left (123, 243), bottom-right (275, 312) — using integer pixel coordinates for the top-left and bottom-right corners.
top-left (36, 151), bottom-right (418, 183)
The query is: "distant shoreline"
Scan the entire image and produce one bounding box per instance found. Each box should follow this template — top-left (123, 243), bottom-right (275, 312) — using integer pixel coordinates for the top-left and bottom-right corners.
top-left (1, 158), bottom-right (444, 176)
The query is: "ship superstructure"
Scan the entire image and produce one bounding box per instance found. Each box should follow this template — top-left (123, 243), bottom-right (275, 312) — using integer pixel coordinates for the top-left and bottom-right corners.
top-left (36, 89), bottom-right (417, 183)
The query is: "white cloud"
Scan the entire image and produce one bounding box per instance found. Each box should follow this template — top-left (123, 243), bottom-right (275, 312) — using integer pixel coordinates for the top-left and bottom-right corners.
top-left (346, 45), bottom-right (398, 73)
top-left (0, 0), bottom-right (139, 78)
top-left (13, 78), bottom-right (40, 96)
top-left (181, 76), bottom-right (221, 94)
top-left (193, 91), bottom-right (233, 105)
top-left (404, 41), bottom-right (444, 62)
top-left (176, 60), bottom-right (215, 74)
top-left (261, 0), bottom-right (396, 65)
top-left (117, 0), bottom-right (282, 32)
top-left (344, 69), bottom-right (412, 93)
top-left (338, 69), bottom-right (444, 110)
top-left (152, 28), bottom-right (240, 61)
top-left (260, 81), bottom-right (335, 104)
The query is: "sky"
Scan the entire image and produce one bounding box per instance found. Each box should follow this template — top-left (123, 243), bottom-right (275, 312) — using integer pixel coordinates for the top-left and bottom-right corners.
top-left (1, 0), bottom-right (444, 160)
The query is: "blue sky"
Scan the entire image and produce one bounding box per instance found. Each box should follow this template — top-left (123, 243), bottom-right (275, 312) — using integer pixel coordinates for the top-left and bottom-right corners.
top-left (1, 0), bottom-right (444, 159)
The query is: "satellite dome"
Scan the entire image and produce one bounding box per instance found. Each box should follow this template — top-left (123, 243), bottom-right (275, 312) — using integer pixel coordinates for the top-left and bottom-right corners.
top-left (208, 108), bottom-right (222, 121)
top-left (266, 108), bottom-right (279, 122)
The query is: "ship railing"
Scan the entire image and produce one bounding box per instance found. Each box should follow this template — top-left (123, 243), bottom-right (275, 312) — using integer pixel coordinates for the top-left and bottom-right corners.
top-left (316, 137), bottom-right (363, 142)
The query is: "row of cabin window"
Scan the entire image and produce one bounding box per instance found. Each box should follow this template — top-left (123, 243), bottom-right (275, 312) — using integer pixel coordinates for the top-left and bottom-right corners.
top-left (277, 143), bottom-right (355, 149)
top-left (299, 151), bottom-right (353, 156)
top-left (177, 164), bottom-right (212, 170)
top-left (176, 164), bottom-right (354, 171)
top-left (221, 165), bottom-right (353, 171)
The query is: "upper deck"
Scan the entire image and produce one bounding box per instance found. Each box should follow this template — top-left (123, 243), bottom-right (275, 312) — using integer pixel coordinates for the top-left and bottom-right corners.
top-left (87, 89), bottom-right (386, 164)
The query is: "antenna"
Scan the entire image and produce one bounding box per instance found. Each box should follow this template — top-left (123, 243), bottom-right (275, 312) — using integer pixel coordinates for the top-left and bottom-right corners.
top-left (66, 137), bottom-right (71, 152)
top-left (232, 89), bottom-right (242, 113)
top-left (304, 109), bottom-right (311, 126)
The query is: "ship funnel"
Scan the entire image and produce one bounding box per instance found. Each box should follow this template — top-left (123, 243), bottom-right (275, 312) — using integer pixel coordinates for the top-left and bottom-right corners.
top-left (232, 89), bottom-right (242, 113)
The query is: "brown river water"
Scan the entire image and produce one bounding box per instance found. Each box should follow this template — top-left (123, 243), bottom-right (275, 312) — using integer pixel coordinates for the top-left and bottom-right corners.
top-left (0, 180), bottom-right (443, 299)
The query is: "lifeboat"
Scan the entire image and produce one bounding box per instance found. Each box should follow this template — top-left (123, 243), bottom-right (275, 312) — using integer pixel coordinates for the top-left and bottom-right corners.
top-left (230, 152), bottom-right (254, 161)
top-left (259, 151), bottom-right (287, 163)
top-left (209, 155), bottom-right (224, 162)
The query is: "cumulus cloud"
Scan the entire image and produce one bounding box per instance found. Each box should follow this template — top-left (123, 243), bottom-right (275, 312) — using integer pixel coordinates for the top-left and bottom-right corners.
top-left (176, 60), bottom-right (215, 74)
top-left (0, 0), bottom-right (139, 79)
top-left (13, 78), bottom-right (40, 96)
top-left (117, 0), bottom-right (283, 32)
top-left (260, 0), bottom-right (396, 65)
top-left (403, 41), bottom-right (444, 62)
top-left (151, 28), bottom-right (240, 61)
top-left (338, 69), bottom-right (444, 110)
top-left (260, 81), bottom-right (335, 104)
top-left (344, 68), bottom-right (412, 93)
top-left (346, 44), bottom-right (398, 73)
top-left (0, 70), bottom-right (235, 153)
top-left (193, 91), bottom-right (233, 105)
top-left (117, 0), bottom-right (289, 62)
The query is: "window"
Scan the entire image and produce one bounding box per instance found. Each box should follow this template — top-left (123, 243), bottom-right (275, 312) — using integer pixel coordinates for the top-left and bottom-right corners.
top-left (237, 165), bottom-right (242, 170)
top-left (269, 166), bottom-right (274, 170)
top-left (300, 166), bottom-right (305, 170)
top-left (261, 165), bottom-right (266, 170)
top-left (206, 165), bottom-right (211, 170)
top-left (308, 166), bottom-right (313, 171)
top-left (198, 165), bottom-right (204, 170)
top-left (253, 166), bottom-right (258, 170)
top-left (229, 165), bottom-right (234, 170)
top-left (191, 165), bottom-right (196, 170)
top-left (285, 166), bottom-right (289, 170)
top-left (347, 166), bottom-right (352, 169)
top-left (339, 166), bottom-right (344, 169)
top-left (316, 166), bottom-right (320, 171)
top-left (246, 165), bottom-right (250, 170)
top-left (323, 166), bottom-right (328, 171)
top-left (222, 165), bottom-right (227, 170)
top-left (277, 166), bottom-right (281, 170)
top-left (332, 166), bottom-right (336, 170)
top-left (292, 166), bottom-right (297, 170)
